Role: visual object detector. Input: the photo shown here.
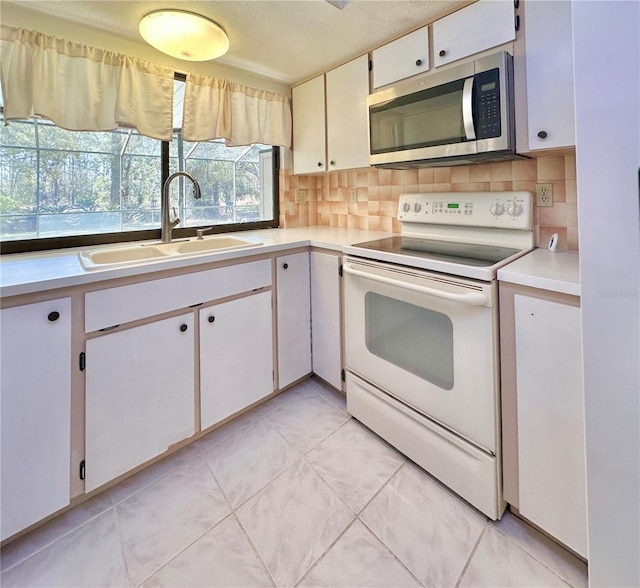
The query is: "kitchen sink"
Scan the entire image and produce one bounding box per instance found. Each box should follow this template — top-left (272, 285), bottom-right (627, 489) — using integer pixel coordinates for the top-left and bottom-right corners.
top-left (171, 236), bottom-right (259, 254)
top-left (79, 236), bottom-right (262, 270)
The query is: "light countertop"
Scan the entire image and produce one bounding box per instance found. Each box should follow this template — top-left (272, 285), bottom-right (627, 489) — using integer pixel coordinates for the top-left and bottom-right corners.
top-left (0, 227), bottom-right (391, 298)
top-left (498, 248), bottom-right (580, 297)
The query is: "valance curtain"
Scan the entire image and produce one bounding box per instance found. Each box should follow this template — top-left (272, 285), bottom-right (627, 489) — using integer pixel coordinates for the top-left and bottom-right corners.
top-left (1, 25), bottom-right (292, 148)
top-left (182, 74), bottom-right (291, 148)
top-left (0, 25), bottom-right (175, 140)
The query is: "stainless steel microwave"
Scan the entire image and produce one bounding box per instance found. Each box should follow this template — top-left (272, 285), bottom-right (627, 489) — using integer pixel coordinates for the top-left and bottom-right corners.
top-left (367, 51), bottom-right (523, 168)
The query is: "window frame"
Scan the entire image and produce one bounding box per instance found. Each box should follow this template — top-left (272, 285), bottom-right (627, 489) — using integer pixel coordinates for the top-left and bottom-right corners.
top-left (0, 76), bottom-right (281, 255)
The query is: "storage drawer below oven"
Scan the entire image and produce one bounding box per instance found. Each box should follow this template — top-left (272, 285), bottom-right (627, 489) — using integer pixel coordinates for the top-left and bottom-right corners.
top-left (346, 371), bottom-right (505, 520)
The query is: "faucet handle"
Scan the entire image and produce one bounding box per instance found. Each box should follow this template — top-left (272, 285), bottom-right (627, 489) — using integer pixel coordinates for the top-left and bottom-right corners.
top-left (196, 226), bottom-right (214, 240)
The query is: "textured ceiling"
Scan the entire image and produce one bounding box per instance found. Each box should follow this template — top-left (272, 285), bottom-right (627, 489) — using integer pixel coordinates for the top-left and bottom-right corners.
top-left (5, 0), bottom-right (468, 85)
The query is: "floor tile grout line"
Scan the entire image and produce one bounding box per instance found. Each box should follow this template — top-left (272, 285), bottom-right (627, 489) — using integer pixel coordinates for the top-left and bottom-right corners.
top-left (0, 505), bottom-right (118, 576)
top-left (233, 512), bottom-right (278, 588)
top-left (293, 517), bottom-right (360, 588)
top-left (354, 513), bottom-right (427, 588)
top-left (111, 503), bottom-right (134, 588)
top-left (131, 512), bottom-right (237, 587)
top-left (454, 522), bottom-right (487, 588)
top-left (490, 525), bottom-right (580, 587)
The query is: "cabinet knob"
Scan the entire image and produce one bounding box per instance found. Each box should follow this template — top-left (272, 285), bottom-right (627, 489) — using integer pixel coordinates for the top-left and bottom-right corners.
top-left (438, 49), bottom-right (446, 57)
top-left (537, 130), bottom-right (548, 139)
top-left (329, 160), bottom-right (335, 166)
top-left (415, 59), bottom-right (422, 66)
top-left (317, 162), bottom-right (322, 167)
top-left (283, 263), bottom-right (289, 269)
top-left (47, 311), bottom-right (60, 322)
top-left (180, 324), bottom-right (188, 332)
top-left (208, 316), bottom-right (215, 323)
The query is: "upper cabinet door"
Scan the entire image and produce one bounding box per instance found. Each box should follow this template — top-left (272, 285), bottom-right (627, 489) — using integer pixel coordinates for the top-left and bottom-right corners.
top-left (292, 75), bottom-right (326, 174)
top-left (523, 0), bottom-right (575, 151)
top-left (433, 0), bottom-right (515, 67)
top-left (325, 54), bottom-right (370, 172)
top-left (372, 26), bottom-right (430, 89)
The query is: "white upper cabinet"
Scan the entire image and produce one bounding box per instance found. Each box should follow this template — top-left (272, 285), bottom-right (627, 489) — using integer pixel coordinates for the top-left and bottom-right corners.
top-left (292, 55), bottom-right (370, 174)
top-left (325, 55), bottom-right (370, 172)
top-left (372, 26), bottom-right (430, 89)
top-left (292, 75), bottom-right (326, 174)
top-left (433, 0), bottom-right (515, 67)
top-left (518, 0), bottom-right (575, 151)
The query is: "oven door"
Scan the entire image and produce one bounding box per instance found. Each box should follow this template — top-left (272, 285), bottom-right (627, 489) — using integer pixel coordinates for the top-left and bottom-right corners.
top-left (343, 257), bottom-right (498, 453)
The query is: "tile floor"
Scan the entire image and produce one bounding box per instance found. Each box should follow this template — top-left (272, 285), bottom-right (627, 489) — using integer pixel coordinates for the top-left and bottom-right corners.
top-left (1, 378), bottom-right (588, 587)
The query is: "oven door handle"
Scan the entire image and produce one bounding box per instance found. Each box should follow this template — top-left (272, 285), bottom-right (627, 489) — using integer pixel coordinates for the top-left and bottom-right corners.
top-left (343, 263), bottom-right (489, 306)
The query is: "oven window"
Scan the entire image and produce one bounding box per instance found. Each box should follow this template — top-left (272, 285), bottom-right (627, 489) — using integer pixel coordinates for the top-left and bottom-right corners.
top-left (364, 292), bottom-right (454, 390)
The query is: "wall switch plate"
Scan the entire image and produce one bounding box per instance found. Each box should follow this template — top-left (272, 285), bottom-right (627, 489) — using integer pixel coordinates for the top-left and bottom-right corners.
top-left (295, 189), bottom-right (307, 204)
top-left (535, 183), bottom-right (554, 207)
top-left (350, 188), bottom-right (358, 202)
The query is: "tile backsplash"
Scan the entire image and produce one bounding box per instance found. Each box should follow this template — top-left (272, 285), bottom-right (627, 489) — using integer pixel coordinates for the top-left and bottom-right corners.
top-left (280, 152), bottom-right (578, 251)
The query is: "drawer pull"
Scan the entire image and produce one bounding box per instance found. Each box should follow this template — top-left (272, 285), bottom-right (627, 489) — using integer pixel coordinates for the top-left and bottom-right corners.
top-left (283, 263), bottom-right (289, 269)
top-left (439, 49), bottom-right (446, 57)
top-left (48, 311), bottom-right (60, 322)
top-left (180, 324), bottom-right (188, 332)
top-left (416, 59), bottom-right (422, 66)
top-left (208, 316), bottom-right (215, 323)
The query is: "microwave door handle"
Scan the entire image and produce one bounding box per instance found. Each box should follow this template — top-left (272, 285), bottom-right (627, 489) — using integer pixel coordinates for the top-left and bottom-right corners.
top-left (342, 263), bottom-right (488, 306)
top-left (462, 77), bottom-right (476, 141)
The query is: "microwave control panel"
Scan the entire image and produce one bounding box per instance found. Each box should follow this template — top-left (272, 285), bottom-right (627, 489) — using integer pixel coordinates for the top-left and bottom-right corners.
top-left (475, 68), bottom-right (502, 140)
top-left (398, 192), bottom-right (532, 230)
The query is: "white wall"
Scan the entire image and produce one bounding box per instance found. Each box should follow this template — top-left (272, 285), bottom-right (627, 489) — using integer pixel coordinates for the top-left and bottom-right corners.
top-left (572, 2), bottom-right (640, 586)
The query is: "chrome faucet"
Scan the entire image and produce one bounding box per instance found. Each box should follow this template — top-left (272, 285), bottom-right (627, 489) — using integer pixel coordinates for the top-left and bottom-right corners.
top-left (161, 171), bottom-right (202, 243)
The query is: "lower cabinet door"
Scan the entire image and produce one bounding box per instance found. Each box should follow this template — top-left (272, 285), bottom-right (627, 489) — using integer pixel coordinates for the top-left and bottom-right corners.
top-left (200, 292), bottom-right (274, 429)
top-left (311, 251), bottom-right (342, 389)
top-left (85, 314), bottom-right (196, 492)
top-left (1, 299), bottom-right (72, 540)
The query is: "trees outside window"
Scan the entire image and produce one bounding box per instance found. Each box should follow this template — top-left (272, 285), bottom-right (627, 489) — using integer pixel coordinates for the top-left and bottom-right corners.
top-left (0, 116), bottom-right (276, 245)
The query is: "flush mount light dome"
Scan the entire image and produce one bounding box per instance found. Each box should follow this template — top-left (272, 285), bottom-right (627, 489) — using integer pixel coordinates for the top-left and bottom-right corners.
top-left (139, 9), bottom-right (229, 61)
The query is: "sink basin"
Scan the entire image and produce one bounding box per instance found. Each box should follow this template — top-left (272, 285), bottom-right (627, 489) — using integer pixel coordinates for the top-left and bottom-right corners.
top-left (79, 235), bottom-right (262, 270)
top-left (171, 236), bottom-right (258, 254)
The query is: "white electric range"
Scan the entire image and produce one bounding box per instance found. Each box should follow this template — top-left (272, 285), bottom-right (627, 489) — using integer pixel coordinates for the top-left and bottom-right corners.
top-left (342, 191), bottom-right (534, 520)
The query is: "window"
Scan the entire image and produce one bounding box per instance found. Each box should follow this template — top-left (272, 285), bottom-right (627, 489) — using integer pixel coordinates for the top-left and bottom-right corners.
top-left (0, 83), bottom-right (279, 253)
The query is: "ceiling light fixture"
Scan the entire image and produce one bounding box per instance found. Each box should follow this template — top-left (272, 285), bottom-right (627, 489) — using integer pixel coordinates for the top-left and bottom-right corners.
top-left (139, 9), bottom-right (229, 61)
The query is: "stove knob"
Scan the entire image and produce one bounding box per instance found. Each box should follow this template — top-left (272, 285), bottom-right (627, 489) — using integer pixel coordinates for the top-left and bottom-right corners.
top-left (402, 202), bottom-right (411, 213)
top-left (490, 202), bottom-right (505, 216)
top-left (413, 203), bottom-right (422, 213)
top-left (507, 201), bottom-right (524, 216)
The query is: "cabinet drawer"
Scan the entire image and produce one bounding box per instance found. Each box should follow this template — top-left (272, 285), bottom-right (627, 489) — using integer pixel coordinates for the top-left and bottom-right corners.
top-left (85, 259), bottom-right (271, 332)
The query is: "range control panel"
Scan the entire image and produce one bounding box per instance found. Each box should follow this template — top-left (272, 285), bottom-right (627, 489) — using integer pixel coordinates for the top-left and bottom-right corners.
top-left (397, 191), bottom-right (533, 230)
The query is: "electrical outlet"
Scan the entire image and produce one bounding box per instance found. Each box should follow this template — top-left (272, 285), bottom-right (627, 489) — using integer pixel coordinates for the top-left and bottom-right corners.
top-left (350, 188), bottom-right (358, 203)
top-left (535, 183), bottom-right (554, 207)
top-left (295, 189), bottom-right (307, 204)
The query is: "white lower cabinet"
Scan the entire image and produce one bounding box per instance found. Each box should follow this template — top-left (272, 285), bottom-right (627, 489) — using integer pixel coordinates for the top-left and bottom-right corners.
top-left (200, 291), bottom-right (274, 429)
top-left (85, 314), bottom-right (196, 492)
top-left (501, 283), bottom-right (587, 558)
top-left (310, 251), bottom-right (342, 390)
top-left (1, 299), bottom-right (72, 541)
top-left (276, 252), bottom-right (311, 388)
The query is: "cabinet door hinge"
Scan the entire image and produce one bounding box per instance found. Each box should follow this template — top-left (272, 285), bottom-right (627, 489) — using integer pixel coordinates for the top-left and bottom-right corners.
top-left (368, 59), bottom-right (373, 71)
top-left (79, 460), bottom-right (86, 480)
top-left (79, 351), bottom-right (86, 372)
top-left (338, 264), bottom-right (343, 277)
top-left (341, 369), bottom-right (346, 383)
top-left (515, 13), bottom-right (520, 31)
